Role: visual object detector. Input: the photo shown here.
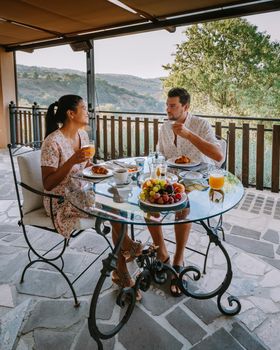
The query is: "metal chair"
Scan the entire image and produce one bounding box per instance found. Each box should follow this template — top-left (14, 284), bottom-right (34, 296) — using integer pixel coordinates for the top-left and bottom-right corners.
top-left (8, 142), bottom-right (111, 306)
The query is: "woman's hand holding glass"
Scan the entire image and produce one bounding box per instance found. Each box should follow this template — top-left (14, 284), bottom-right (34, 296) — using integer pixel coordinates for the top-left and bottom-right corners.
top-left (82, 140), bottom-right (95, 159)
top-left (70, 147), bottom-right (92, 165)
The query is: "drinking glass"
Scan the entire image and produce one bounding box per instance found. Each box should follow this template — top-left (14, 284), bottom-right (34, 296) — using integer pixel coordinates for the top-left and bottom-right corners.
top-left (159, 163), bottom-right (167, 180)
top-left (83, 140), bottom-right (95, 159)
top-left (149, 163), bottom-right (157, 179)
top-left (147, 151), bottom-right (157, 172)
top-left (209, 168), bottom-right (225, 190)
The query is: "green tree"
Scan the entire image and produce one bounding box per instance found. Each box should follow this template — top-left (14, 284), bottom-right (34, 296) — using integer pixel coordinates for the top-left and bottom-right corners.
top-left (163, 18), bottom-right (280, 117)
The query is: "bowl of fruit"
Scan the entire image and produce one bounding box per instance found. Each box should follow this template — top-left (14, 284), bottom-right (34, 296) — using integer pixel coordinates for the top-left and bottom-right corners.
top-left (139, 179), bottom-right (188, 208)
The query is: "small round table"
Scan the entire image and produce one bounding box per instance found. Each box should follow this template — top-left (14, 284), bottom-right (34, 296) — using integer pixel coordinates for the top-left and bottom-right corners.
top-left (67, 169), bottom-right (244, 349)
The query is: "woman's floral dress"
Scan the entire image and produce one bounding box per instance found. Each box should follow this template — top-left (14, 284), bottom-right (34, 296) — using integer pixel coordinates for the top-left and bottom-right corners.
top-left (41, 128), bottom-right (90, 238)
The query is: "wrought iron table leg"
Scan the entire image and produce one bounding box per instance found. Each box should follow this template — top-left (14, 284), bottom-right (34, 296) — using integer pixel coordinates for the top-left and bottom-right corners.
top-left (88, 218), bottom-right (241, 349)
top-left (88, 222), bottom-right (139, 350)
top-left (177, 220), bottom-right (241, 315)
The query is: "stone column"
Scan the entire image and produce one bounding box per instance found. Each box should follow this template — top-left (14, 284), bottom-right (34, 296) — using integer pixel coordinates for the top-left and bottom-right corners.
top-left (0, 48), bottom-right (16, 148)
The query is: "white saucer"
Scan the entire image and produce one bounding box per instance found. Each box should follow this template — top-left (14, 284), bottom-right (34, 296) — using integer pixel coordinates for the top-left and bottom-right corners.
top-left (108, 179), bottom-right (132, 188)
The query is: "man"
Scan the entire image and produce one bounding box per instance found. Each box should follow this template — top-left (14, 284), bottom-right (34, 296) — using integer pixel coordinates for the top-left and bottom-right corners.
top-left (148, 87), bottom-right (223, 296)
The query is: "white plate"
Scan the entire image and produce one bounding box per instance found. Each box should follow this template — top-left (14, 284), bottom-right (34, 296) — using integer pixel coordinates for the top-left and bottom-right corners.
top-left (108, 178), bottom-right (132, 188)
top-left (82, 167), bottom-right (113, 178)
top-left (112, 161), bottom-right (140, 174)
top-left (139, 192), bottom-right (188, 208)
top-left (179, 171), bottom-right (203, 180)
top-left (138, 172), bottom-right (178, 184)
top-left (127, 167), bottom-right (141, 174)
top-left (167, 157), bottom-right (201, 168)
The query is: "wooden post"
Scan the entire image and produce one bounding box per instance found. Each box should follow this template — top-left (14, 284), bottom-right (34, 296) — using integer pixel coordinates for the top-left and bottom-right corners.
top-left (153, 119), bottom-right (159, 151)
top-left (110, 116), bottom-right (115, 159)
top-left (228, 123), bottom-right (236, 174)
top-left (242, 123), bottom-right (249, 187)
top-left (118, 116), bottom-right (123, 158)
top-left (271, 124), bottom-right (280, 193)
top-left (135, 117), bottom-right (140, 156)
top-left (127, 117), bottom-right (131, 157)
top-left (215, 121), bottom-right (222, 138)
top-left (256, 124), bottom-right (264, 190)
top-left (103, 115), bottom-right (108, 160)
top-left (144, 118), bottom-right (149, 155)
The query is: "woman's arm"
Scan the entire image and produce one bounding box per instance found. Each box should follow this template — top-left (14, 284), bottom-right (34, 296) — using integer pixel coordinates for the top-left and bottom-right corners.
top-left (42, 148), bottom-right (90, 191)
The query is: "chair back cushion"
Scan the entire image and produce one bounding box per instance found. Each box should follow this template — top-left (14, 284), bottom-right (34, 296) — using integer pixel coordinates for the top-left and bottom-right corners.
top-left (215, 138), bottom-right (227, 169)
top-left (17, 150), bottom-right (44, 214)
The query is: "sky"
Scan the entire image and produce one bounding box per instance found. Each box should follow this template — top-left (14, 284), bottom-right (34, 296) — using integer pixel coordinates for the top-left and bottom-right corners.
top-left (16, 11), bottom-right (280, 79)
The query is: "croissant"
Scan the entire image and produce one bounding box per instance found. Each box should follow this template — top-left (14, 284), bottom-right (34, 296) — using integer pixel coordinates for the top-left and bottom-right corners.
top-left (92, 166), bottom-right (108, 175)
top-left (175, 155), bottom-right (191, 164)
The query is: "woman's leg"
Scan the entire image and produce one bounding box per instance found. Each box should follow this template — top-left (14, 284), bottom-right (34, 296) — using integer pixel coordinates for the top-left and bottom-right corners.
top-left (173, 223), bottom-right (191, 266)
top-left (111, 222), bottom-right (136, 251)
top-left (146, 225), bottom-right (169, 262)
top-left (111, 221), bottom-right (142, 300)
top-left (170, 223), bottom-right (191, 296)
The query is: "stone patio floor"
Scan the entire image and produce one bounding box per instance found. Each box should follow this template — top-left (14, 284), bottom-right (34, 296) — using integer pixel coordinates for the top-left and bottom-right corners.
top-left (0, 148), bottom-right (280, 350)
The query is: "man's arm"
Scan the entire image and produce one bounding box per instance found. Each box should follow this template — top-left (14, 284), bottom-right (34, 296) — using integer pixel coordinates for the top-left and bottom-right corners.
top-left (172, 123), bottom-right (223, 162)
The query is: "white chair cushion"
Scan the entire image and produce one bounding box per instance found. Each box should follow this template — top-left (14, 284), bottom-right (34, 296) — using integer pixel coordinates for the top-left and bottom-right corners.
top-left (215, 138), bottom-right (227, 168)
top-left (17, 150), bottom-right (43, 214)
top-left (23, 207), bottom-right (96, 231)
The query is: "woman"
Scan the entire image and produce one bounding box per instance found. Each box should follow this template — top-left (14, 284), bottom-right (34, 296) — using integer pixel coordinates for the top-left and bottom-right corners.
top-left (41, 94), bottom-right (142, 300)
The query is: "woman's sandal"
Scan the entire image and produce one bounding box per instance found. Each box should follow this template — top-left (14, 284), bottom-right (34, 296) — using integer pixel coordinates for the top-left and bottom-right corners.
top-left (121, 240), bottom-right (144, 262)
top-left (163, 256), bottom-right (171, 265)
top-left (112, 270), bottom-right (142, 301)
top-left (170, 265), bottom-right (188, 297)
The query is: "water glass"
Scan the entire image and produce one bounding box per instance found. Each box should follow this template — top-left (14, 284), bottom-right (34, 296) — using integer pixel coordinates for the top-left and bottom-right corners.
top-left (135, 157), bottom-right (145, 170)
top-left (159, 163), bottom-right (167, 179)
top-left (147, 151), bottom-right (165, 172)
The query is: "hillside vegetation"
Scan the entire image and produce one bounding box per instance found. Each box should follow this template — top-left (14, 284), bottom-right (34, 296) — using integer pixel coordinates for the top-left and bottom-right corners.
top-left (16, 65), bottom-right (165, 112)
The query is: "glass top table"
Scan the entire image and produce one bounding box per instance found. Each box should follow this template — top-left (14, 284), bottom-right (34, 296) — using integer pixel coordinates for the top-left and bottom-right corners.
top-left (67, 161), bottom-right (245, 349)
top-left (67, 170), bottom-right (244, 226)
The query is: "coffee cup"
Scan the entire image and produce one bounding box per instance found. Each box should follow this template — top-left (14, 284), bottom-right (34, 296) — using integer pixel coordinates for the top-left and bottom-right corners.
top-left (113, 168), bottom-right (128, 185)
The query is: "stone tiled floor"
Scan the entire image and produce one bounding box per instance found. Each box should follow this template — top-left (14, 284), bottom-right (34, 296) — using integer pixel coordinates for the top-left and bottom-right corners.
top-left (0, 149), bottom-right (280, 350)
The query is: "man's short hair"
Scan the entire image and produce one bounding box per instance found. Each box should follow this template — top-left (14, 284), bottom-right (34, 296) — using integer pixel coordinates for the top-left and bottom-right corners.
top-left (168, 88), bottom-right (190, 106)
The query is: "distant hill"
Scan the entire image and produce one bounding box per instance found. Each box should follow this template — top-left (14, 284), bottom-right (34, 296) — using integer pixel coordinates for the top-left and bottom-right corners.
top-left (16, 65), bottom-right (165, 113)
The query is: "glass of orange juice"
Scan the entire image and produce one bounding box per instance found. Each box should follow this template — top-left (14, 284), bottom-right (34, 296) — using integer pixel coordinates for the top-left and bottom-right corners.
top-left (209, 169), bottom-right (225, 190)
top-left (83, 141), bottom-right (95, 159)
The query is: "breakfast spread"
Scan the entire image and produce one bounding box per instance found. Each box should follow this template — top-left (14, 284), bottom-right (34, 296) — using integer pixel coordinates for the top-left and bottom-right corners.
top-left (175, 155), bottom-right (191, 164)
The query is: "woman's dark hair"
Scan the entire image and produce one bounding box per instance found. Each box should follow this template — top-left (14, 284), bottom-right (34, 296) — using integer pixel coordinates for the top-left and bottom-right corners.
top-left (45, 94), bottom-right (83, 138)
top-left (168, 88), bottom-right (191, 106)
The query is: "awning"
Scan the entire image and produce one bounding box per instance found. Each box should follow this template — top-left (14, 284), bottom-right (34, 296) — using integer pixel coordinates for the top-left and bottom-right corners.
top-left (1, 0), bottom-right (279, 51)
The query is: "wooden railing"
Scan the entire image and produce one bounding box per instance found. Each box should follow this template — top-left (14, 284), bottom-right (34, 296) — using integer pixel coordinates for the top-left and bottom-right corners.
top-left (8, 103), bottom-right (280, 192)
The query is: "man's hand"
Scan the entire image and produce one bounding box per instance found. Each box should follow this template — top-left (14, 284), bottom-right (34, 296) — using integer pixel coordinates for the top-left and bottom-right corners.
top-left (172, 123), bottom-right (190, 139)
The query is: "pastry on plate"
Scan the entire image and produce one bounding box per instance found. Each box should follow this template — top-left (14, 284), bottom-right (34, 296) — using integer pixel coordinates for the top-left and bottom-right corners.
top-left (92, 165), bottom-right (108, 175)
top-left (175, 155), bottom-right (191, 164)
